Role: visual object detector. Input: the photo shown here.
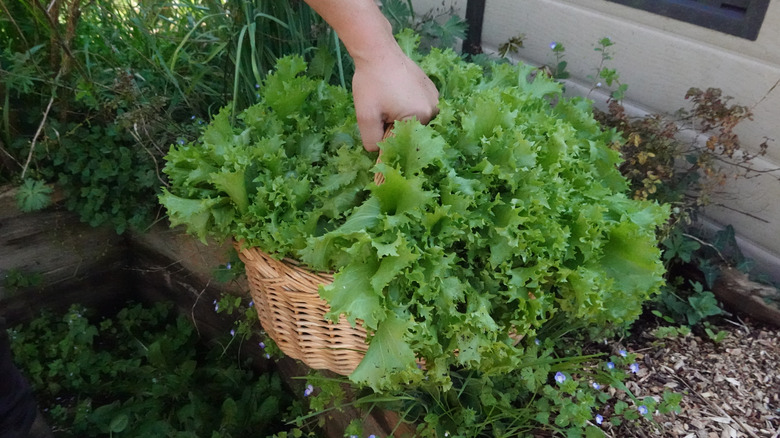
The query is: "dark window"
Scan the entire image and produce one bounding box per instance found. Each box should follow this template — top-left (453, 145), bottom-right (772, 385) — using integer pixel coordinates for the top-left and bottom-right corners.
top-left (605, 0), bottom-right (770, 40)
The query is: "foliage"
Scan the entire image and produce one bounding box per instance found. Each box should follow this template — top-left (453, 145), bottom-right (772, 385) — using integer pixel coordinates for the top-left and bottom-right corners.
top-left (596, 87), bottom-right (760, 216)
top-left (2, 267), bottom-right (43, 292)
top-left (0, 0), bottom-right (338, 232)
top-left (588, 38), bottom-right (628, 101)
top-left (161, 34), bottom-right (669, 396)
top-left (497, 34), bottom-right (525, 59)
top-left (300, 331), bottom-right (681, 437)
top-left (8, 301), bottom-right (308, 437)
top-left (15, 178), bottom-right (52, 212)
top-left (38, 121), bottom-right (162, 233)
top-left (1, 0), bottom-right (465, 233)
top-left (547, 41), bottom-right (570, 80)
top-left (657, 281), bottom-right (722, 326)
top-left (650, 324), bottom-right (692, 339)
top-left (592, 60), bottom-right (768, 330)
top-left (381, 0), bottom-right (467, 51)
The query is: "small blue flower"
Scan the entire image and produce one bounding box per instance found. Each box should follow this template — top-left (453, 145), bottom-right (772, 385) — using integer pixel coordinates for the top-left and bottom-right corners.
top-left (595, 414), bottom-right (604, 425)
top-left (191, 115), bottom-right (196, 120)
top-left (177, 138), bottom-right (185, 145)
top-left (596, 82), bottom-right (603, 88)
top-left (255, 83), bottom-right (260, 89)
top-left (265, 353), bottom-right (271, 359)
top-left (606, 361), bottom-right (615, 370)
top-left (554, 372), bottom-right (566, 383)
top-left (230, 329), bottom-right (235, 337)
top-left (259, 341), bottom-right (266, 349)
top-left (550, 41), bottom-right (557, 50)
top-left (255, 93), bottom-right (261, 99)
top-left (249, 300), bottom-right (254, 307)
top-left (226, 262), bottom-right (232, 270)
top-left (214, 302), bottom-right (220, 312)
top-left (630, 363), bottom-right (640, 373)
top-left (619, 349), bottom-right (627, 357)
top-left (534, 338), bottom-right (541, 345)
top-left (592, 382), bottom-right (601, 390)
top-left (638, 405), bottom-right (648, 415)
top-left (304, 384), bottom-right (314, 397)
top-left (368, 435), bottom-right (377, 438)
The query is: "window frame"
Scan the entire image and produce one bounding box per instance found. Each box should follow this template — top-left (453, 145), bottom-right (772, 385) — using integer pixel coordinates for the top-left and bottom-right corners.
top-left (604, 0), bottom-right (770, 40)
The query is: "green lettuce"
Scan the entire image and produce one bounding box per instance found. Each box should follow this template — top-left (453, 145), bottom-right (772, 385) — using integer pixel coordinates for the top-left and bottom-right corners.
top-left (160, 39), bottom-right (669, 392)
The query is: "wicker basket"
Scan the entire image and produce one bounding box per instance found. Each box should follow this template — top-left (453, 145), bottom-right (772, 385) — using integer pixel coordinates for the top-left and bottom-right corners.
top-left (234, 127), bottom-right (395, 375)
top-left (235, 242), bottom-right (369, 375)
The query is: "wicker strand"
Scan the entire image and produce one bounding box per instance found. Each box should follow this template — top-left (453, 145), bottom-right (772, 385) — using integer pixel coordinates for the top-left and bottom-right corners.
top-left (236, 242), bottom-right (369, 375)
top-left (235, 125), bottom-right (397, 375)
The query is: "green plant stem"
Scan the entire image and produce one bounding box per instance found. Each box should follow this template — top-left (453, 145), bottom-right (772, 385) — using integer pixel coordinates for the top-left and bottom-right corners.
top-left (30, 0), bottom-right (92, 88)
top-left (682, 232), bottom-right (728, 264)
top-left (334, 30), bottom-right (346, 89)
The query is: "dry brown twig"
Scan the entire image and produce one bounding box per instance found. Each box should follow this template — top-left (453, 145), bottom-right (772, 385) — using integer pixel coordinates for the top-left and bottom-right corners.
top-left (20, 94), bottom-right (54, 179)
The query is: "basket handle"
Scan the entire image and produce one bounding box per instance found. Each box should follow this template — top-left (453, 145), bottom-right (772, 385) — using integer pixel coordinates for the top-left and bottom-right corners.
top-left (373, 124), bottom-right (395, 186)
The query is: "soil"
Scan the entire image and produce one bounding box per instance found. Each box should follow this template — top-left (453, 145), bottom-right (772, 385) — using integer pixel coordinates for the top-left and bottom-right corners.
top-left (604, 315), bottom-right (780, 438)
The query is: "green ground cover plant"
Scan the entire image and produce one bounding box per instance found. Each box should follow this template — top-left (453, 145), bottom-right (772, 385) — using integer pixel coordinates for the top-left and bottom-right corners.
top-left (8, 301), bottom-right (308, 437)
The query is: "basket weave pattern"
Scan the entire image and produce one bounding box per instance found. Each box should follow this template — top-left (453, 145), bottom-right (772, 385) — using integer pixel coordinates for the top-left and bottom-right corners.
top-left (235, 242), bottom-right (369, 375)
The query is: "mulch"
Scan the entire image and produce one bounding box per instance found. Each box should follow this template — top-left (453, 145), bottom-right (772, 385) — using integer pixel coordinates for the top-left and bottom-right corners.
top-left (606, 316), bottom-right (780, 438)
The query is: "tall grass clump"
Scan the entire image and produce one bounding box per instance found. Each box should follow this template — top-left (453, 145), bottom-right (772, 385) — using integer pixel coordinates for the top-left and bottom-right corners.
top-left (0, 0), bottom-right (344, 232)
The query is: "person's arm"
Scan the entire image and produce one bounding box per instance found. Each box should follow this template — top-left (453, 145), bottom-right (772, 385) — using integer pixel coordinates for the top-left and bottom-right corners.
top-left (303, 0), bottom-right (439, 151)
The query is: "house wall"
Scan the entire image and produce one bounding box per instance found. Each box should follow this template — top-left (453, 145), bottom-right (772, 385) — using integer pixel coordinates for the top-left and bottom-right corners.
top-left (410, 0), bottom-right (780, 279)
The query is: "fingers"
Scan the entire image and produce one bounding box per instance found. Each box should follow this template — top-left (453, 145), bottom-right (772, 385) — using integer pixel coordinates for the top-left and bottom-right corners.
top-left (352, 52), bottom-right (440, 152)
top-left (356, 105), bottom-right (384, 152)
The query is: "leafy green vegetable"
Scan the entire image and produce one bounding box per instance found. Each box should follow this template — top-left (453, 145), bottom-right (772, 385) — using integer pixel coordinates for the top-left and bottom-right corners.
top-left (15, 178), bottom-right (53, 212)
top-left (161, 38), bottom-right (669, 392)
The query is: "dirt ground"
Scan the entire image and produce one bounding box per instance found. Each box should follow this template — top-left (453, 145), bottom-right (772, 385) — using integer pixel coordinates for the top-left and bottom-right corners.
top-left (606, 315), bottom-right (780, 438)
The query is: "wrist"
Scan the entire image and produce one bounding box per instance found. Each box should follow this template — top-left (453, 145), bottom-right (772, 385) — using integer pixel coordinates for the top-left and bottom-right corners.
top-left (303, 0), bottom-right (399, 67)
top-left (343, 15), bottom-right (399, 67)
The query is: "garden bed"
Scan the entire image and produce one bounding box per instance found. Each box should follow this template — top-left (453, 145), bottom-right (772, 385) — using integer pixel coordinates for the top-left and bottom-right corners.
top-left (0, 190), bottom-right (411, 437)
top-left (8, 300), bottom-right (303, 437)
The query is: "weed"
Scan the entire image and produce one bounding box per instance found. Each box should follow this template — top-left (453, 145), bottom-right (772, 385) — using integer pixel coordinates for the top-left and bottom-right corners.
top-left (8, 301), bottom-right (308, 437)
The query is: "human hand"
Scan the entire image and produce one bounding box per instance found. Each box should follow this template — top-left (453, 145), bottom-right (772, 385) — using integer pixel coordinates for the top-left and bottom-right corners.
top-left (351, 49), bottom-right (439, 151)
top-left (300, 0), bottom-right (439, 151)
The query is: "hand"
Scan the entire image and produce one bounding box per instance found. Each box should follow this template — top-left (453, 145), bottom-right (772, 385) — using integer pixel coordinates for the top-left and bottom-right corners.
top-left (352, 49), bottom-right (439, 151)
top-left (300, 0), bottom-right (439, 152)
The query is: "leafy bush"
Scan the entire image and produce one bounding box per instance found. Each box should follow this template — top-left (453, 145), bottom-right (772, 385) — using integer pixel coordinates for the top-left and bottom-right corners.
top-left (8, 302), bottom-right (305, 437)
top-left (161, 32), bottom-right (669, 393)
top-left (0, 0), bottom-right (336, 231)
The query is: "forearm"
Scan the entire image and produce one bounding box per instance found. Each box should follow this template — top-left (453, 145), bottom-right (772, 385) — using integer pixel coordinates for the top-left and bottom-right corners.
top-left (302, 0), bottom-right (399, 65)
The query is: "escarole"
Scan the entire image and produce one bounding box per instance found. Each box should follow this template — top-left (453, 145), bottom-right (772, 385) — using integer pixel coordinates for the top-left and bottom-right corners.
top-left (161, 30), bottom-right (669, 392)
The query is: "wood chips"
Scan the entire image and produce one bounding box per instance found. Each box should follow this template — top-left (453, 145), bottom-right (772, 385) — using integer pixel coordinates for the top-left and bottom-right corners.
top-left (610, 318), bottom-right (780, 438)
